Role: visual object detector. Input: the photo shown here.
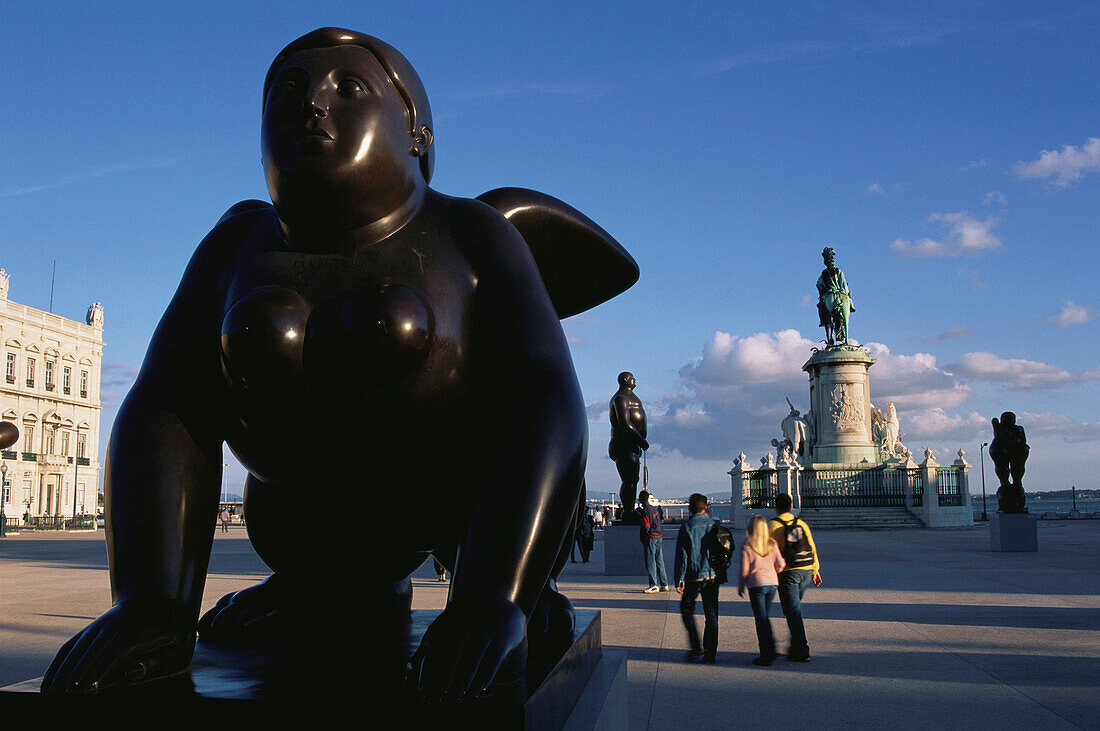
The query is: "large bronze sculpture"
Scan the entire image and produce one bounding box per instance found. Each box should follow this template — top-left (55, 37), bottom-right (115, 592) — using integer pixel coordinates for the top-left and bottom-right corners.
top-left (42, 28), bottom-right (637, 701)
top-left (817, 247), bottom-right (855, 346)
top-left (608, 372), bottom-right (648, 524)
top-left (990, 411), bottom-right (1029, 513)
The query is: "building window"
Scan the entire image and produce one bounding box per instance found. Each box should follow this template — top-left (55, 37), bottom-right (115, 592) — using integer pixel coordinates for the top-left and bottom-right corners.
top-left (22, 479), bottom-right (31, 507)
top-left (5, 353), bottom-right (14, 384)
top-left (45, 429), bottom-right (55, 455)
top-left (80, 370), bottom-right (88, 398)
top-left (23, 426), bottom-right (34, 453)
top-left (77, 433), bottom-right (86, 459)
top-left (45, 361), bottom-right (55, 390)
top-left (77, 482), bottom-right (86, 513)
top-left (61, 430), bottom-right (70, 456)
top-left (26, 357), bottom-right (35, 387)
top-left (2, 479), bottom-right (9, 505)
top-left (63, 366), bottom-right (71, 394)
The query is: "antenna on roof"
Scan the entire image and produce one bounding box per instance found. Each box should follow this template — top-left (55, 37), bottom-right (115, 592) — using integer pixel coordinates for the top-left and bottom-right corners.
top-left (49, 260), bottom-right (56, 313)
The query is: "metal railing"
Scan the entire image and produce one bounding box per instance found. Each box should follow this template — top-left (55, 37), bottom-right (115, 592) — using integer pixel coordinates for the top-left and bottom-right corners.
top-left (798, 467), bottom-right (910, 508)
top-left (936, 467), bottom-right (963, 506)
top-left (22, 514), bottom-right (98, 530)
top-left (740, 466), bottom-right (925, 509)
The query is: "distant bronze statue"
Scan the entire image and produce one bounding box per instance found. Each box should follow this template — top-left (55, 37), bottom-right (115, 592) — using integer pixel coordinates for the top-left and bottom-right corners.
top-left (780, 397), bottom-right (809, 460)
top-left (817, 247), bottom-right (855, 346)
top-left (0, 421), bottom-right (17, 450)
top-left (42, 27), bottom-right (637, 701)
top-left (608, 372), bottom-right (649, 524)
top-left (989, 411), bottom-right (1029, 513)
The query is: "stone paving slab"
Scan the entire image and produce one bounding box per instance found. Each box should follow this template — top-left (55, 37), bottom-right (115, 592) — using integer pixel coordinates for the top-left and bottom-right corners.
top-left (1, 521), bottom-right (1097, 728)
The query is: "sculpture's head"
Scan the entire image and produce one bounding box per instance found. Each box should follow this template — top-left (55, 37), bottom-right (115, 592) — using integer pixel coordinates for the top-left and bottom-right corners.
top-left (1000, 411), bottom-right (1016, 426)
top-left (887, 403), bottom-right (896, 419)
top-left (617, 371), bottom-right (635, 389)
top-left (822, 247), bottom-right (836, 267)
top-left (261, 28), bottom-right (434, 235)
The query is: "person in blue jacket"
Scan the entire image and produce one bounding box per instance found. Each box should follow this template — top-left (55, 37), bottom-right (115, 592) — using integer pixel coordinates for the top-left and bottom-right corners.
top-left (675, 493), bottom-right (719, 663)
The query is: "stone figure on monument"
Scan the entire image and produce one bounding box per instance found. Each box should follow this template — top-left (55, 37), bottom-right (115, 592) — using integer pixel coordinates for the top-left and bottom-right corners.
top-left (816, 247), bottom-right (855, 346)
top-left (781, 397), bottom-right (810, 460)
top-left (990, 411), bottom-right (1029, 513)
top-left (872, 402), bottom-right (907, 462)
top-left (42, 27), bottom-right (639, 702)
top-left (609, 371), bottom-right (649, 525)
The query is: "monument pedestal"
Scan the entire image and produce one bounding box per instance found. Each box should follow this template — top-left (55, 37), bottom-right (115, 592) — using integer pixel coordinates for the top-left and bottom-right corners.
top-left (603, 524), bottom-right (642, 576)
top-left (989, 513), bottom-right (1038, 552)
top-left (2, 610), bottom-right (622, 728)
top-left (803, 345), bottom-right (878, 465)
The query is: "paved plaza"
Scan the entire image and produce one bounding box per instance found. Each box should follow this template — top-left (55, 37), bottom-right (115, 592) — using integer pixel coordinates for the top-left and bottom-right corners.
top-left (1, 520), bottom-right (1097, 728)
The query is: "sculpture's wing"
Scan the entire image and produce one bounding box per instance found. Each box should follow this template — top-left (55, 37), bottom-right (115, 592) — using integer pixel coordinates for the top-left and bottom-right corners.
top-left (477, 187), bottom-right (639, 319)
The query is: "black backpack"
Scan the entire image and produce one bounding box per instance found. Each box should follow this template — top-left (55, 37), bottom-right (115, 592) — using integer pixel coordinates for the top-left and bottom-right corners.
top-left (706, 521), bottom-right (734, 584)
top-left (779, 517), bottom-right (814, 568)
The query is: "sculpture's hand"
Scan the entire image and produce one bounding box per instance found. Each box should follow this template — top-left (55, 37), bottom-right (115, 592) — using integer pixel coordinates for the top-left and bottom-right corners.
top-left (408, 597), bottom-right (527, 702)
top-left (41, 598), bottom-right (195, 694)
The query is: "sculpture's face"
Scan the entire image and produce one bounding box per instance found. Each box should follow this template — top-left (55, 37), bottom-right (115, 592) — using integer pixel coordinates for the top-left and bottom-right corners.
top-left (823, 251), bottom-right (835, 267)
top-left (262, 45), bottom-right (416, 212)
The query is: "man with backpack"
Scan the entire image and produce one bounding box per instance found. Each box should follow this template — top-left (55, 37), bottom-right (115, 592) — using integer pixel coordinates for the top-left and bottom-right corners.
top-left (674, 493), bottom-right (732, 663)
top-left (769, 493), bottom-right (821, 662)
top-left (638, 491), bottom-right (669, 592)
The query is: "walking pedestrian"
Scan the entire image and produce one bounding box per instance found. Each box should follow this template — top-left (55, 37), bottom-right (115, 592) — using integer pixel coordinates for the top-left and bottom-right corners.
top-left (769, 493), bottom-right (821, 662)
top-left (737, 515), bottom-right (785, 666)
top-left (675, 493), bottom-right (719, 663)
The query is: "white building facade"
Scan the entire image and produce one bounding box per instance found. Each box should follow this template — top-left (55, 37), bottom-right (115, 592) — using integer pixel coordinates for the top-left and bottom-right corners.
top-left (0, 269), bottom-right (104, 519)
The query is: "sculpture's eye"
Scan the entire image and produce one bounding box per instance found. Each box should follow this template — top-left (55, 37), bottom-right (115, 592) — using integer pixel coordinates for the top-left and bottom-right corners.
top-left (273, 78), bottom-right (300, 98)
top-left (337, 77), bottom-right (367, 96)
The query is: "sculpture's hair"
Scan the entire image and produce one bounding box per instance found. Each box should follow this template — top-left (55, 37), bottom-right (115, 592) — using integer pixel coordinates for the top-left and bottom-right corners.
top-left (745, 515), bottom-right (773, 557)
top-left (264, 27), bottom-right (434, 183)
top-left (822, 247), bottom-right (835, 259)
top-left (688, 493), bottom-right (708, 514)
top-left (775, 492), bottom-right (793, 513)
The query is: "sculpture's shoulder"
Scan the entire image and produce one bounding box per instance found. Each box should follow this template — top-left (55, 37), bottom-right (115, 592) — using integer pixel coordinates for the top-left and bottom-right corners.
top-left (197, 200), bottom-right (272, 256)
top-left (473, 187), bottom-right (639, 319)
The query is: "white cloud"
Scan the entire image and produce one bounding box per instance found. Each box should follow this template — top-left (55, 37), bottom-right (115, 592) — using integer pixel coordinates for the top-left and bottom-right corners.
top-left (925, 326), bottom-right (972, 343)
top-left (982, 190), bottom-right (1006, 206)
top-left (891, 212), bottom-right (1002, 258)
top-left (1050, 301), bottom-right (1098, 328)
top-left (946, 352), bottom-right (1099, 388)
top-left (862, 342), bottom-right (970, 409)
top-left (866, 183), bottom-right (885, 195)
top-left (1012, 137), bottom-right (1100, 187)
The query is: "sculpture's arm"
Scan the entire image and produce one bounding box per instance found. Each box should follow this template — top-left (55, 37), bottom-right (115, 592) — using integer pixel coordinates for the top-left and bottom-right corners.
top-left (611, 394), bottom-right (649, 450)
top-left (42, 210), bottom-right (247, 693)
top-left (411, 199), bottom-right (587, 699)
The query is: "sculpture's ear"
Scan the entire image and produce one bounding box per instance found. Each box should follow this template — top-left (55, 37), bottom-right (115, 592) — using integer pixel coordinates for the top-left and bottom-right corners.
top-left (410, 125), bottom-right (433, 157)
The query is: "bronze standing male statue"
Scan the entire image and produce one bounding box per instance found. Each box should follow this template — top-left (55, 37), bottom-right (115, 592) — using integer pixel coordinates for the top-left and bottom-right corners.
top-left (608, 372), bottom-right (649, 524)
top-left (817, 247), bottom-right (855, 346)
top-left (989, 411), bottom-right (1029, 513)
top-left (43, 27), bottom-right (637, 701)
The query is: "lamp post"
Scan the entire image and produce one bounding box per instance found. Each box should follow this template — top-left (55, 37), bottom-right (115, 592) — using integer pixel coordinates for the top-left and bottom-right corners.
top-left (1, 462), bottom-right (7, 538)
top-left (979, 441), bottom-right (989, 521)
top-left (72, 424), bottom-right (87, 529)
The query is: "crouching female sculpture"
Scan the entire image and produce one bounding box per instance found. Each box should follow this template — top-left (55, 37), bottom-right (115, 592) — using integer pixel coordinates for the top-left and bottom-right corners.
top-left (42, 28), bottom-right (637, 701)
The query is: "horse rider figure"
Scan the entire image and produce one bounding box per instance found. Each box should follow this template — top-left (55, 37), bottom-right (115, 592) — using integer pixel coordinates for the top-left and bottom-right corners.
top-left (816, 247), bottom-right (855, 346)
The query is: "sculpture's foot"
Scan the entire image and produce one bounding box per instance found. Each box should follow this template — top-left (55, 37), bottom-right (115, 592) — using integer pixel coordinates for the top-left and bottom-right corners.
top-left (527, 582), bottom-right (575, 658)
top-left (198, 575), bottom-right (291, 643)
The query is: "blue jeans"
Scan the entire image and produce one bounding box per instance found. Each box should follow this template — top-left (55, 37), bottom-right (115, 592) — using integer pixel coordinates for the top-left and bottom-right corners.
top-left (778, 569), bottom-right (813, 658)
top-left (644, 536), bottom-right (668, 587)
top-left (680, 578), bottom-right (719, 658)
top-left (748, 585), bottom-right (778, 658)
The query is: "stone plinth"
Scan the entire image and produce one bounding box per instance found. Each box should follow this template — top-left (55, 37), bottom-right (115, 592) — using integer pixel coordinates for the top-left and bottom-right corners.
top-left (603, 524), bottom-right (642, 575)
top-left (803, 345), bottom-right (878, 465)
top-left (989, 512), bottom-right (1038, 552)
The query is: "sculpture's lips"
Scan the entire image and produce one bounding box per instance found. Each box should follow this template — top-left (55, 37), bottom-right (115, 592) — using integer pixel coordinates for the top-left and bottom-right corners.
top-left (295, 126), bottom-right (333, 142)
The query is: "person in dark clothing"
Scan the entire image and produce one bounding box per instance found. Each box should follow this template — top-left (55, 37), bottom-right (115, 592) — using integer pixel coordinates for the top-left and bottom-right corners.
top-left (638, 491), bottom-right (669, 592)
top-left (675, 493), bottom-right (719, 663)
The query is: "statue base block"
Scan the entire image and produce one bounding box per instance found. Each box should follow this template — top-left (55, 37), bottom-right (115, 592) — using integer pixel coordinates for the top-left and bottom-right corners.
top-left (603, 524), bottom-right (642, 575)
top-left (1, 610), bottom-right (619, 727)
top-left (989, 513), bottom-right (1038, 552)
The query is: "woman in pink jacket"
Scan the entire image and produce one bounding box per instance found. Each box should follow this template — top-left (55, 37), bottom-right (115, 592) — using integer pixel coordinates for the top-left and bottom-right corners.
top-left (738, 515), bottom-right (786, 665)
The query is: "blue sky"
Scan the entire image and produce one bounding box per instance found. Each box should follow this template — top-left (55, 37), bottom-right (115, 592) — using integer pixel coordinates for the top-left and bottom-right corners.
top-left (1, 1), bottom-right (1097, 500)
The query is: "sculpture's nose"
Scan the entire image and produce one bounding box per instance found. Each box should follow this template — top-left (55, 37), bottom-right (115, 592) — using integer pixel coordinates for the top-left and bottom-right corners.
top-left (307, 100), bottom-right (327, 118)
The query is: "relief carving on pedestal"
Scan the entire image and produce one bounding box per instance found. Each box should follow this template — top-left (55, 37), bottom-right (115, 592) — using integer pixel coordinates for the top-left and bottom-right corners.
top-left (828, 383), bottom-right (864, 432)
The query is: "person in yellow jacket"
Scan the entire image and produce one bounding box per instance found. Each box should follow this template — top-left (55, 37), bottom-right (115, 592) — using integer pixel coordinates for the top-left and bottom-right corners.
top-left (768, 493), bottom-right (821, 662)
